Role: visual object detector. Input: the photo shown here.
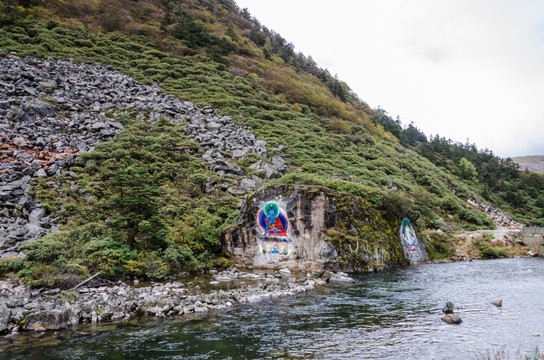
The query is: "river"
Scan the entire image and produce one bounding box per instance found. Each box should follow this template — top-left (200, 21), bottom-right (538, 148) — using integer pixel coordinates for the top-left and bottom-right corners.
top-left (3, 257), bottom-right (544, 359)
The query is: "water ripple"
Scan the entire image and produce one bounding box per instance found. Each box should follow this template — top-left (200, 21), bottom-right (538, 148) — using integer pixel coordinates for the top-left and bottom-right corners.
top-left (4, 258), bottom-right (544, 360)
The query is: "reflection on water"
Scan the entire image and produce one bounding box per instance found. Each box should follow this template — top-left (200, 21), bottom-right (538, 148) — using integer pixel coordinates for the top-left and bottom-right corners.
top-left (2, 258), bottom-right (544, 360)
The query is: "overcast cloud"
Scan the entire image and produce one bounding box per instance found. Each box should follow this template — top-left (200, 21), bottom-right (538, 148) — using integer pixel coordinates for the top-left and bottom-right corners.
top-left (234, 0), bottom-right (544, 157)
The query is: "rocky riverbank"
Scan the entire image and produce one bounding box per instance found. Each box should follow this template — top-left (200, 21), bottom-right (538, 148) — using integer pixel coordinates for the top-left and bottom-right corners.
top-left (425, 228), bottom-right (530, 264)
top-left (0, 268), bottom-right (352, 336)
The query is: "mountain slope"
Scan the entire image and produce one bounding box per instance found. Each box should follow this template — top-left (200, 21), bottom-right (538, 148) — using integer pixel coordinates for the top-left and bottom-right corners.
top-left (0, 0), bottom-right (542, 286)
top-left (513, 156), bottom-right (544, 174)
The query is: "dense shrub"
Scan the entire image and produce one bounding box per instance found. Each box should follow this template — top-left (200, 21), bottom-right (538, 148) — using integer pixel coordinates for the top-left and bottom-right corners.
top-left (474, 238), bottom-right (510, 259)
top-left (19, 237), bottom-right (68, 264)
top-left (0, 257), bottom-right (25, 276)
top-left (83, 237), bottom-right (138, 277)
top-left (422, 230), bottom-right (455, 260)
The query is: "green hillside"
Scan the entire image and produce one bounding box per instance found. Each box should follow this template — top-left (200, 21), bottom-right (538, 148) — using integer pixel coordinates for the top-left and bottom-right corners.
top-left (0, 0), bottom-right (543, 286)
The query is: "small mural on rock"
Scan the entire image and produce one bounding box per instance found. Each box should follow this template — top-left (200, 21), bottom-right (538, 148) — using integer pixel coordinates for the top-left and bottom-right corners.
top-left (257, 201), bottom-right (292, 256)
top-left (400, 218), bottom-right (426, 262)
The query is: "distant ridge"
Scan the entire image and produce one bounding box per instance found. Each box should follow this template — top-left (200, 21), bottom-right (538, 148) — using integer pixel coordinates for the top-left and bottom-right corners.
top-left (512, 155), bottom-right (544, 174)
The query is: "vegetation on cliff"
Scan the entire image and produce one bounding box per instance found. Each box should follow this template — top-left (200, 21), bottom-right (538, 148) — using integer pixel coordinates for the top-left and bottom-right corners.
top-left (0, 0), bottom-right (543, 286)
top-left (2, 115), bottom-right (239, 287)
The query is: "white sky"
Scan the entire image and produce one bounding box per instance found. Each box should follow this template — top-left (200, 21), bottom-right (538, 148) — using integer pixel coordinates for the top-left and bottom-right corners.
top-left (234, 0), bottom-right (544, 157)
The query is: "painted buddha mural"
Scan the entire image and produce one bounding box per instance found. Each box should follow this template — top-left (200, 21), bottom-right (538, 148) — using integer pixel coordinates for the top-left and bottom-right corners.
top-left (256, 201), bottom-right (292, 256)
top-left (400, 218), bottom-right (426, 263)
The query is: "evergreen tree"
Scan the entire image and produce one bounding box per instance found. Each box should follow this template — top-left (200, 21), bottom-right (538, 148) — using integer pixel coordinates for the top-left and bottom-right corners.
top-left (108, 166), bottom-right (166, 249)
top-left (458, 157), bottom-right (478, 181)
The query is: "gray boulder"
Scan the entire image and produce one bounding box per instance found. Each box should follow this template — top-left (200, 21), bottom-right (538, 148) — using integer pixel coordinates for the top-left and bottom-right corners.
top-left (271, 156), bottom-right (288, 174)
top-left (0, 305), bottom-right (11, 334)
top-left (23, 305), bottom-right (81, 331)
top-left (240, 178), bottom-right (259, 192)
top-left (21, 99), bottom-right (58, 118)
top-left (233, 148), bottom-right (249, 159)
top-left (249, 160), bottom-right (279, 179)
top-left (441, 313), bottom-right (462, 324)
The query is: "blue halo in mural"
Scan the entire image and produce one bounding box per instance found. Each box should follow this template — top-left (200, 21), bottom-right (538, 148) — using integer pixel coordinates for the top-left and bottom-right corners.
top-left (258, 201), bottom-right (289, 237)
top-left (263, 202), bottom-right (280, 217)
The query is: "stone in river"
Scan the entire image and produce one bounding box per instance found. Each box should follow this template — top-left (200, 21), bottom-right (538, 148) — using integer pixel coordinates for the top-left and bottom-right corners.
top-left (491, 299), bottom-right (502, 307)
top-left (442, 301), bottom-right (454, 314)
top-left (441, 313), bottom-right (462, 324)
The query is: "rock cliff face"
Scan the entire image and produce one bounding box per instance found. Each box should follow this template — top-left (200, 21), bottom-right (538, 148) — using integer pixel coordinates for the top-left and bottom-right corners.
top-left (0, 50), bottom-right (286, 256)
top-left (221, 185), bottom-right (406, 271)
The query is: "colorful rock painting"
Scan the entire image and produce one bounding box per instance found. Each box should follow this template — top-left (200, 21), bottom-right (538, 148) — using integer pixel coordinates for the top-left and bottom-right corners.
top-left (400, 218), bottom-right (426, 263)
top-left (257, 201), bottom-right (292, 256)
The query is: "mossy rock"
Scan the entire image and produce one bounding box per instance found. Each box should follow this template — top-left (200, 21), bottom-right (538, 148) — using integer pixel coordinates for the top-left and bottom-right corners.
top-left (222, 184), bottom-right (406, 271)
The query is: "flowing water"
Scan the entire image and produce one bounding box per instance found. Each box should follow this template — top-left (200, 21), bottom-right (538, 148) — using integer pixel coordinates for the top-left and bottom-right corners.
top-left (3, 258), bottom-right (544, 360)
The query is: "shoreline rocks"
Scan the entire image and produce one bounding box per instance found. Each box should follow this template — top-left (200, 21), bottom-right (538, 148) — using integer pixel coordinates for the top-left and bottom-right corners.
top-left (0, 269), bottom-right (345, 336)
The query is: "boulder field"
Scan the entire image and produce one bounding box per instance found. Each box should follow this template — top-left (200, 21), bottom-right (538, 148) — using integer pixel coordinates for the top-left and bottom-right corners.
top-left (0, 50), bottom-right (286, 257)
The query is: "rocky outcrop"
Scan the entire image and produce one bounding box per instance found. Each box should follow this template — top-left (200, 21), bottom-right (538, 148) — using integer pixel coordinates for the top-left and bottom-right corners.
top-left (0, 50), bottom-right (286, 256)
top-left (221, 185), bottom-right (405, 272)
top-left (249, 156), bottom-right (288, 179)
